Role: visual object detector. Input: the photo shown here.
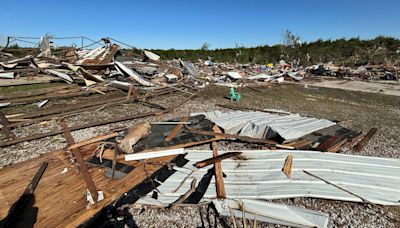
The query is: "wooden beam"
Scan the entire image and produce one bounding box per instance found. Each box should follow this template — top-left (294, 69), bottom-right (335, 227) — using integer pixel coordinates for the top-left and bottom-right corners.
top-left (284, 140), bottom-right (313, 149)
top-left (165, 116), bottom-right (189, 142)
top-left (353, 128), bottom-right (378, 152)
top-left (60, 119), bottom-right (98, 202)
top-left (185, 128), bottom-right (293, 149)
top-left (194, 152), bottom-right (242, 169)
top-left (1, 88), bottom-right (198, 147)
top-left (68, 132), bottom-right (119, 150)
top-left (315, 135), bottom-right (338, 151)
top-left (0, 110), bottom-right (167, 147)
top-left (282, 155), bottom-right (293, 178)
top-left (327, 138), bottom-right (348, 153)
top-left (212, 126), bottom-right (226, 199)
top-left (126, 84), bottom-right (136, 100)
top-left (0, 112), bottom-right (15, 140)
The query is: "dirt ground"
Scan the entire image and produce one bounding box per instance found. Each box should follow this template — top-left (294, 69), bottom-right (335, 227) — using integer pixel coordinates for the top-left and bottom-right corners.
top-left (299, 78), bottom-right (400, 97)
top-left (0, 82), bottom-right (399, 227)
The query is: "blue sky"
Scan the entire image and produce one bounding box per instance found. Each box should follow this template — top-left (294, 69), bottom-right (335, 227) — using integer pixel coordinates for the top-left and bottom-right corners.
top-left (1, 0), bottom-right (399, 49)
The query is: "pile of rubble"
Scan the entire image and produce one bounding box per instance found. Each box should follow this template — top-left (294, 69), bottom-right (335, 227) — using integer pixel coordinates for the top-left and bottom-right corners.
top-left (0, 36), bottom-right (399, 228)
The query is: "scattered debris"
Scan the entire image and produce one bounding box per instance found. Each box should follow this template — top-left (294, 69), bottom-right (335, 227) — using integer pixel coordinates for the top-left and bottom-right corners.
top-left (0, 35), bottom-right (398, 228)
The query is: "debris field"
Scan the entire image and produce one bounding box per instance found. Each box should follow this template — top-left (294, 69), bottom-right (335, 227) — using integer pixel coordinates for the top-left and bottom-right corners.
top-left (0, 36), bottom-right (399, 228)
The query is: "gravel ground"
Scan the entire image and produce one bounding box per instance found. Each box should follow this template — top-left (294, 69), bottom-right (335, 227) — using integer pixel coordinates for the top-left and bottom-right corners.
top-left (0, 83), bottom-right (399, 227)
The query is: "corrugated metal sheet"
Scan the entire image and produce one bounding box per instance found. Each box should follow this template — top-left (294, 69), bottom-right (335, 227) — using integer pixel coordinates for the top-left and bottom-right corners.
top-left (147, 150), bottom-right (400, 205)
top-left (213, 199), bottom-right (329, 228)
top-left (194, 111), bottom-right (335, 142)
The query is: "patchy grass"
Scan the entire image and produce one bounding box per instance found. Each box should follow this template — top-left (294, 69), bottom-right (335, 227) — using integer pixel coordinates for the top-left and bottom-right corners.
top-left (202, 84), bottom-right (400, 149)
top-left (0, 82), bottom-right (66, 95)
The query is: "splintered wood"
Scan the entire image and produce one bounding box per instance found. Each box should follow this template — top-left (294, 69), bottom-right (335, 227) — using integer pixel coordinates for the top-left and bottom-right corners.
top-left (354, 128), bottom-right (378, 152)
top-left (60, 119), bottom-right (99, 202)
top-left (212, 125), bottom-right (226, 199)
top-left (282, 155), bottom-right (293, 178)
top-left (164, 116), bottom-right (189, 142)
top-left (194, 152), bottom-right (242, 169)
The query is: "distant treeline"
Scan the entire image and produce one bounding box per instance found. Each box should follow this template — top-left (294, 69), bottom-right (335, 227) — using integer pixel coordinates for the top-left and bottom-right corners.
top-left (151, 36), bottom-right (400, 66)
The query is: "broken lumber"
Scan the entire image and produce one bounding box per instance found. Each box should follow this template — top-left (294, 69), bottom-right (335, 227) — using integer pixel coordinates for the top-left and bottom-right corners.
top-left (0, 161), bottom-right (48, 228)
top-left (185, 128), bottom-right (294, 149)
top-left (0, 110), bottom-right (167, 147)
top-left (164, 116), bottom-right (189, 142)
top-left (68, 132), bottom-right (119, 150)
top-left (212, 125), bottom-right (226, 199)
top-left (281, 155), bottom-right (293, 178)
top-left (353, 128), bottom-right (378, 152)
top-left (194, 152), bottom-right (242, 168)
top-left (60, 119), bottom-right (98, 202)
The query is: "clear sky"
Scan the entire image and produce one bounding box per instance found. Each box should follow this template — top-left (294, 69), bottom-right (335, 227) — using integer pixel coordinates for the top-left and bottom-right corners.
top-left (1, 0), bottom-right (399, 49)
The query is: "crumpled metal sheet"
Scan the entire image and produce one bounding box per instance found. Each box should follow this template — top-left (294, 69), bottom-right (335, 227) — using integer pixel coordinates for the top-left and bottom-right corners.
top-left (115, 61), bottom-right (156, 87)
top-left (181, 61), bottom-right (200, 77)
top-left (213, 199), bottom-right (329, 228)
top-left (194, 110), bottom-right (336, 142)
top-left (147, 150), bottom-right (400, 206)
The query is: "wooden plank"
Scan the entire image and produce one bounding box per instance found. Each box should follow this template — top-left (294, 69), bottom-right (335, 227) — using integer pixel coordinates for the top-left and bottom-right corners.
top-left (353, 128), bottom-right (378, 152)
top-left (282, 155), bottom-right (293, 178)
top-left (0, 85), bottom-right (72, 100)
top-left (315, 135), bottom-right (338, 151)
top-left (60, 119), bottom-right (99, 202)
top-left (186, 128), bottom-right (293, 149)
top-left (164, 116), bottom-right (189, 142)
top-left (126, 84), bottom-right (135, 100)
top-left (0, 112), bottom-right (15, 140)
top-left (284, 140), bottom-right (313, 149)
top-left (68, 132), bottom-right (119, 150)
top-left (212, 125), bottom-right (226, 199)
top-left (0, 110), bottom-right (167, 147)
top-left (194, 152), bottom-right (242, 169)
top-left (327, 138), bottom-right (348, 153)
top-left (3, 88), bottom-right (110, 105)
top-left (0, 161), bottom-right (48, 227)
top-left (0, 147), bottom-right (177, 227)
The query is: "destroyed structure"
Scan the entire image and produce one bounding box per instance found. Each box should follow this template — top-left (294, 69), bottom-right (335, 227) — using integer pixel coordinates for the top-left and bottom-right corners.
top-left (0, 36), bottom-right (399, 228)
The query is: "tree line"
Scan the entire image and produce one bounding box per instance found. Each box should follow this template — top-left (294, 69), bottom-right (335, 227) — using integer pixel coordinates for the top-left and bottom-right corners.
top-left (151, 36), bottom-right (400, 66)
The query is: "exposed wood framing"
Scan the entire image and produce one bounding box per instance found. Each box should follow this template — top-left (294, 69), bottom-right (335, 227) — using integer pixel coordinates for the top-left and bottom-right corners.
top-left (60, 119), bottom-right (98, 202)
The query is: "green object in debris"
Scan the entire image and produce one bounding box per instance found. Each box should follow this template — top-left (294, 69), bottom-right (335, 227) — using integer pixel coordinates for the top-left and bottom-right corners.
top-left (229, 87), bottom-right (241, 101)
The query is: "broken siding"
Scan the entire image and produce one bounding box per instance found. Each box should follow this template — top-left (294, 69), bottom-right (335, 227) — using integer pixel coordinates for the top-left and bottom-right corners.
top-left (150, 150), bottom-right (400, 205)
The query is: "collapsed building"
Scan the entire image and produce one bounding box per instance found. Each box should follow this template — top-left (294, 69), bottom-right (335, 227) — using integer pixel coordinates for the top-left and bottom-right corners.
top-left (0, 35), bottom-right (398, 228)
